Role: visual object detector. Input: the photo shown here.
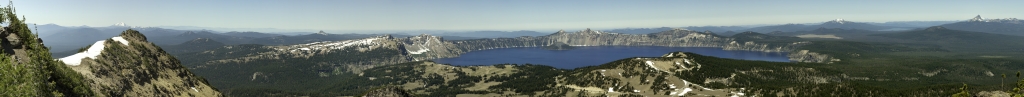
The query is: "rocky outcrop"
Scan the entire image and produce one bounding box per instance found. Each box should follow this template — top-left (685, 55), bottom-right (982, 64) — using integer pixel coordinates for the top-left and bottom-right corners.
top-left (61, 29), bottom-right (222, 96)
top-left (788, 50), bottom-right (839, 64)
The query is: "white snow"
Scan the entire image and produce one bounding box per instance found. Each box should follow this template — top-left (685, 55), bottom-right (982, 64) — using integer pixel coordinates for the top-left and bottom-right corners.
top-left (407, 48), bottom-right (430, 54)
top-left (59, 40), bottom-right (107, 66)
top-left (114, 22), bottom-right (126, 26)
top-left (684, 59), bottom-right (692, 64)
top-left (191, 87), bottom-right (198, 92)
top-left (679, 88), bottom-right (693, 96)
top-left (645, 61), bottom-right (660, 71)
top-left (59, 37), bottom-right (132, 66)
top-left (288, 37), bottom-right (381, 52)
top-left (633, 90), bottom-right (639, 93)
top-left (111, 37), bottom-right (130, 45)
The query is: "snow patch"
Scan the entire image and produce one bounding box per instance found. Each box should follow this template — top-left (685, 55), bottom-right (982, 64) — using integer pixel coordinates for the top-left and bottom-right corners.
top-left (407, 48), bottom-right (430, 54)
top-left (645, 61), bottom-right (661, 71)
top-left (289, 37), bottom-right (381, 52)
top-left (191, 87), bottom-right (198, 92)
top-left (111, 37), bottom-right (130, 45)
top-left (684, 59), bottom-right (692, 64)
top-left (59, 40), bottom-right (108, 66)
top-left (679, 88), bottom-right (693, 96)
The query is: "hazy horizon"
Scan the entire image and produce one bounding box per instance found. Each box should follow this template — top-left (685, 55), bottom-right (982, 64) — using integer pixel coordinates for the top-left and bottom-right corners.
top-left (9, 0), bottom-right (1022, 32)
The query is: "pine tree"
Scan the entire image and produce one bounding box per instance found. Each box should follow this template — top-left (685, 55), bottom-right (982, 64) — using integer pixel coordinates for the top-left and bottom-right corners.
top-left (0, 1), bottom-right (94, 96)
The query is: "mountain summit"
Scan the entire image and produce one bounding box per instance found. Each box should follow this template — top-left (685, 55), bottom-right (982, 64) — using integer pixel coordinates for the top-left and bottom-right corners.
top-left (59, 29), bottom-right (223, 96)
top-left (940, 15), bottom-right (1024, 36)
top-left (968, 15), bottom-right (986, 22)
top-left (825, 18), bottom-right (847, 24)
top-left (316, 30), bottom-right (329, 35)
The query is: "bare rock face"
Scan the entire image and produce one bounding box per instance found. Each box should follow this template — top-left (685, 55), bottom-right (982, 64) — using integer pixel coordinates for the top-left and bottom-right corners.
top-left (65, 29), bottom-right (222, 96)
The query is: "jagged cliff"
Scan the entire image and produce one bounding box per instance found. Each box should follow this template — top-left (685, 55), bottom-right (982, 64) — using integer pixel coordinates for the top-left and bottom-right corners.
top-left (58, 29), bottom-right (222, 96)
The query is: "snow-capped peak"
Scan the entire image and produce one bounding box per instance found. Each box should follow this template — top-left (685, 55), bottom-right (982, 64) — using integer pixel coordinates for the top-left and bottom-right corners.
top-left (969, 15), bottom-right (986, 22)
top-left (316, 30), bottom-right (329, 35)
top-left (828, 19), bottom-right (846, 24)
top-left (113, 22), bottom-right (127, 27)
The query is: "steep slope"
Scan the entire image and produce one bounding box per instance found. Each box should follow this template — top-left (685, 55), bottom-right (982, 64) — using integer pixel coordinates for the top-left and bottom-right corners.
top-left (940, 15), bottom-right (1024, 36)
top-left (58, 29), bottom-right (222, 96)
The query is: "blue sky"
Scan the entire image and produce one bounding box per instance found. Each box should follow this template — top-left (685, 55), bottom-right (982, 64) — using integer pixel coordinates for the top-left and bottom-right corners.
top-left (6, 0), bottom-right (1023, 32)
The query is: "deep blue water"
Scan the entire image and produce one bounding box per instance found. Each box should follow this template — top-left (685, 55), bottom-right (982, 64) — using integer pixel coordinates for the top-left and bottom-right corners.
top-left (432, 46), bottom-right (790, 69)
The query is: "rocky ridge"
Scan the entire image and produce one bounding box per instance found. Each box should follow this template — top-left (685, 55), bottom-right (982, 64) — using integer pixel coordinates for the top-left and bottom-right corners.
top-left (59, 29), bottom-right (222, 96)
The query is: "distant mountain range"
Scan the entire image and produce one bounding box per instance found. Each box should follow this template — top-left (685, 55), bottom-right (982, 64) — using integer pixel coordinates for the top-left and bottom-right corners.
top-left (939, 15), bottom-right (1024, 36)
top-left (743, 19), bottom-right (907, 33)
top-left (872, 26), bottom-right (1024, 51)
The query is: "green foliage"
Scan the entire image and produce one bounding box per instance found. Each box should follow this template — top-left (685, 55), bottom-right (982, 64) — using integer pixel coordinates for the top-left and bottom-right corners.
top-left (1012, 78), bottom-right (1024, 97)
top-left (486, 64), bottom-right (563, 94)
top-left (0, 52), bottom-right (39, 97)
top-left (952, 83), bottom-right (971, 97)
top-left (0, 1), bottom-right (95, 96)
